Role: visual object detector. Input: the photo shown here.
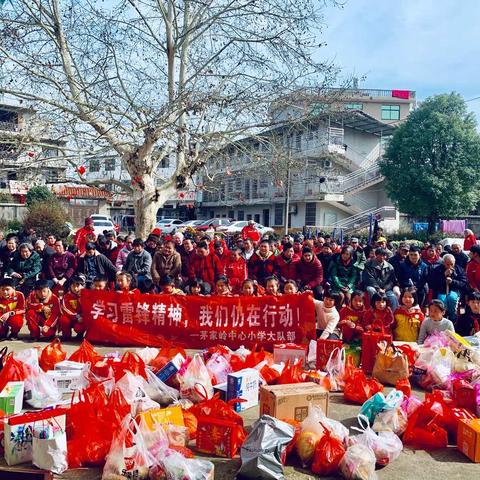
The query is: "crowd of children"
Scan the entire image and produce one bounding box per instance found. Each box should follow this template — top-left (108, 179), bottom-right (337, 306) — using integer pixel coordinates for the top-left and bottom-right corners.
top-left (0, 219), bottom-right (478, 345)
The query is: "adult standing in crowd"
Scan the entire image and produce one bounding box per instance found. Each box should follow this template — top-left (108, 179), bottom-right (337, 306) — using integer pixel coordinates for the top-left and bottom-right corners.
top-left (74, 218), bottom-right (96, 255)
top-left (76, 242), bottom-right (117, 287)
top-left (389, 242), bottom-right (409, 279)
top-left (428, 254), bottom-right (466, 322)
top-left (363, 247), bottom-right (399, 311)
top-left (241, 238), bottom-right (255, 262)
top-left (6, 242), bottom-right (42, 295)
top-left (48, 240), bottom-right (76, 293)
top-left (274, 242), bottom-right (299, 285)
top-left (115, 235), bottom-right (134, 271)
top-left (397, 245), bottom-right (429, 307)
top-left (123, 239), bottom-right (152, 292)
top-left (464, 229), bottom-right (478, 252)
top-left (241, 220), bottom-right (261, 243)
top-left (466, 245), bottom-right (480, 292)
top-left (350, 237), bottom-right (367, 272)
top-left (151, 240), bottom-right (182, 287)
top-left (248, 239), bottom-right (275, 287)
top-left (188, 240), bottom-right (224, 293)
top-left (180, 236), bottom-right (196, 281)
top-left (450, 242), bottom-right (469, 269)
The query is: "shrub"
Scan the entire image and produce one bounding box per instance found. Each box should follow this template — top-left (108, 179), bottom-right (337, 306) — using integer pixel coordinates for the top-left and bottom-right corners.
top-left (7, 219), bottom-right (22, 233)
top-left (0, 193), bottom-right (15, 204)
top-left (23, 201), bottom-right (70, 238)
top-left (26, 186), bottom-right (56, 208)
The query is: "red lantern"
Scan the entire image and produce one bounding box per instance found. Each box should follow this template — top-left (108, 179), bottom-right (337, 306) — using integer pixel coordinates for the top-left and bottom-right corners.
top-left (77, 166), bottom-right (86, 175)
top-left (27, 151), bottom-right (35, 158)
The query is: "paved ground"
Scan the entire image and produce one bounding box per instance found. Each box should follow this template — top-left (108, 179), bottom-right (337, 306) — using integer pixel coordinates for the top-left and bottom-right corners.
top-left (0, 334), bottom-right (477, 479)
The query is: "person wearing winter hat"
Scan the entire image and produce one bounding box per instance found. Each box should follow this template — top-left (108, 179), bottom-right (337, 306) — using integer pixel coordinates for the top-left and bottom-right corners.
top-left (74, 217), bottom-right (97, 255)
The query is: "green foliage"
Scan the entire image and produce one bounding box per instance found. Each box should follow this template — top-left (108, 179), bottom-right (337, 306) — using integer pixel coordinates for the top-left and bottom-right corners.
top-left (26, 186), bottom-right (55, 208)
top-left (380, 93), bottom-right (480, 231)
top-left (23, 201), bottom-right (69, 238)
top-left (7, 219), bottom-right (22, 232)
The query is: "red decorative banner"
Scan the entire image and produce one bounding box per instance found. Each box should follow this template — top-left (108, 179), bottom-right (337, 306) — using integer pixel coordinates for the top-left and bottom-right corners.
top-left (81, 290), bottom-right (316, 350)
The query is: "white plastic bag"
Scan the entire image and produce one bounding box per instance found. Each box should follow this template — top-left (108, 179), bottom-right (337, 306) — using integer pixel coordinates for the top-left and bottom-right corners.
top-left (149, 448), bottom-right (215, 480)
top-left (179, 354), bottom-right (213, 403)
top-left (302, 404), bottom-right (349, 443)
top-left (143, 368), bottom-right (179, 405)
top-left (373, 407), bottom-right (408, 436)
top-left (135, 347), bottom-right (160, 364)
top-left (339, 443), bottom-right (377, 480)
top-left (206, 352), bottom-right (232, 384)
top-left (234, 345), bottom-right (251, 361)
top-left (350, 415), bottom-right (403, 466)
top-left (25, 370), bottom-right (62, 408)
top-left (102, 415), bottom-right (154, 480)
top-left (32, 417), bottom-right (67, 474)
top-left (307, 339), bottom-right (317, 369)
top-left (325, 347), bottom-right (345, 392)
top-left (114, 371), bottom-right (160, 415)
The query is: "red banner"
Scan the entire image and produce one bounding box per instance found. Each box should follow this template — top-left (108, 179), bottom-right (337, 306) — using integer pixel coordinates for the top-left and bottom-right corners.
top-left (81, 290), bottom-right (316, 350)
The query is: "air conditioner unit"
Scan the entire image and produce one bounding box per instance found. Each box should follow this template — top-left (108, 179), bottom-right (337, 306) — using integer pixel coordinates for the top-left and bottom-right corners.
top-left (289, 205), bottom-right (297, 215)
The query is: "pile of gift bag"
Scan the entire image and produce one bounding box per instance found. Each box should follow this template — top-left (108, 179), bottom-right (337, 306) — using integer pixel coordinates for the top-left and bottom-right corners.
top-left (0, 330), bottom-right (479, 479)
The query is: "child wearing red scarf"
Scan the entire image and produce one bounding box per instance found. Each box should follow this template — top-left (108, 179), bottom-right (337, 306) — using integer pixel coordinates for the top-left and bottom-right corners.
top-left (362, 292), bottom-right (394, 334)
top-left (26, 280), bottom-right (60, 340)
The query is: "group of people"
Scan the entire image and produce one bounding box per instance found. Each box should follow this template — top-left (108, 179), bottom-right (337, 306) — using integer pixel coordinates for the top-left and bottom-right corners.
top-left (0, 217), bottom-right (478, 345)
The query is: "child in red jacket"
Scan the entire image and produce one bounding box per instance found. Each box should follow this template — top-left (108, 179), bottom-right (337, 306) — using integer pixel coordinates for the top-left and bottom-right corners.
top-left (362, 292), bottom-right (394, 334)
top-left (26, 280), bottom-right (60, 340)
top-left (0, 278), bottom-right (25, 339)
top-left (59, 275), bottom-right (86, 340)
top-left (339, 290), bottom-right (366, 342)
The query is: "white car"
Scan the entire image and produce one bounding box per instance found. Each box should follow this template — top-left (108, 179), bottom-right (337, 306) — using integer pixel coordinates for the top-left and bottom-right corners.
top-left (155, 218), bottom-right (184, 234)
top-left (179, 220), bottom-right (205, 229)
top-left (91, 219), bottom-right (115, 238)
top-left (217, 221), bottom-right (274, 236)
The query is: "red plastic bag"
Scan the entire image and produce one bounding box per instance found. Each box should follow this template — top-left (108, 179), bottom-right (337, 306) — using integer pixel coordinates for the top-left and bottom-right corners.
top-left (69, 339), bottom-right (101, 364)
top-left (113, 351), bottom-right (147, 381)
top-left (0, 354), bottom-right (29, 392)
top-left (361, 330), bottom-right (392, 374)
top-left (403, 409), bottom-right (448, 449)
top-left (182, 409), bottom-right (198, 440)
top-left (344, 369), bottom-right (384, 404)
top-left (317, 339), bottom-right (343, 370)
top-left (277, 360), bottom-right (305, 384)
top-left (260, 364), bottom-right (281, 385)
top-left (311, 426), bottom-right (346, 475)
top-left (281, 418), bottom-right (301, 456)
top-left (244, 344), bottom-right (273, 369)
top-left (396, 344), bottom-right (418, 369)
top-left (39, 338), bottom-right (66, 372)
top-left (395, 378), bottom-right (411, 397)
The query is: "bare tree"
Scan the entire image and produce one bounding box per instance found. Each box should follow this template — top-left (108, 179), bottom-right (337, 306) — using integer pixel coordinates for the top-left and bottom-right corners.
top-left (0, 0), bottom-right (338, 236)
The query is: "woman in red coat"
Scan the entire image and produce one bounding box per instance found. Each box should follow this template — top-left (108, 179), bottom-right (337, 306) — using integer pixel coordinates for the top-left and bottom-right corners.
top-left (464, 229), bottom-right (478, 252)
top-left (225, 247), bottom-right (247, 294)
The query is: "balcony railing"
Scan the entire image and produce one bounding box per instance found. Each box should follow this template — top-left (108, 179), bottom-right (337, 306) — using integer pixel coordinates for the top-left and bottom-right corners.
top-left (317, 87), bottom-right (415, 99)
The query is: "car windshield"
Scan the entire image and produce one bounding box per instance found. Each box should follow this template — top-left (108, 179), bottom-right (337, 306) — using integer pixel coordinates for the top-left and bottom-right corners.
top-left (93, 221), bottom-right (112, 227)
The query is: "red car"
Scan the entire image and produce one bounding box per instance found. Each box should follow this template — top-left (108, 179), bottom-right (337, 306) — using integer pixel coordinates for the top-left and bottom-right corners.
top-left (195, 218), bottom-right (232, 231)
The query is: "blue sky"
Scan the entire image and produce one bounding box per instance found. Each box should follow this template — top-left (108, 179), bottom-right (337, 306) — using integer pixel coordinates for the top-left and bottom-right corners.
top-left (317, 0), bottom-right (480, 121)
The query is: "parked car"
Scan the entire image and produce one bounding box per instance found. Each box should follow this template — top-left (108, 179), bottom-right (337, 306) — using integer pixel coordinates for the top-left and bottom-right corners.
top-left (217, 221), bottom-right (274, 236)
top-left (179, 220), bottom-right (205, 229)
top-left (90, 214), bottom-right (120, 233)
top-left (155, 218), bottom-right (184, 234)
top-left (195, 218), bottom-right (232, 231)
top-left (91, 219), bottom-right (116, 238)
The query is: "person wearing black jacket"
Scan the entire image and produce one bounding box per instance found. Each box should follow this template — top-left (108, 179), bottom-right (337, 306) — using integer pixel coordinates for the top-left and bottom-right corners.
top-left (428, 254), bottom-right (466, 322)
top-left (0, 235), bottom-right (17, 278)
top-left (455, 291), bottom-right (480, 336)
top-left (76, 242), bottom-right (117, 287)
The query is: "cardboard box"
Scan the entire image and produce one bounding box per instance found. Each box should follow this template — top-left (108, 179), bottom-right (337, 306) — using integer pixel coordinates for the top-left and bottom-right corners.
top-left (54, 360), bottom-right (85, 371)
top-left (156, 353), bottom-right (185, 383)
top-left (458, 418), bottom-right (480, 462)
top-left (273, 343), bottom-right (307, 365)
top-left (259, 382), bottom-right (329, 421)
top-left (46, 370), bottom-right (83, 393)
top-left (0, 382), bottom-right (24, 415)
top-left (227, 368), bottom-right (259, 412)
top-left (138, 405), bottom-right (185, 431)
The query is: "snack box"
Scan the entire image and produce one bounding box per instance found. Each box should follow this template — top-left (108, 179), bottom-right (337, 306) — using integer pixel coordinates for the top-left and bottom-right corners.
top-left (46, 370), bottom-right (83, 393)
top-left (0, 382), bottom-right (24, 415)
top-left (227, 368), bottom-right (259, 412)
top-left (156, 353), bottom-right (185, 383)
top-left (458, 418), bottom-right (480, 462)
top-left (54, 360), bottom-right (85, 371)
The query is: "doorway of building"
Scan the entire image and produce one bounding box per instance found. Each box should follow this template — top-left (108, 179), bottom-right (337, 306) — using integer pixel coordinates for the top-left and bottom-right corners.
top-left (262, 209), bottom-right (270, 227)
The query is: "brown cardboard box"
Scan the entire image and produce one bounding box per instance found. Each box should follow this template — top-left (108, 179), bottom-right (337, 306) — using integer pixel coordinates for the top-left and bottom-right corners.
top-left (458, 418), bottom-right (480, 462)
top-left (259, 382), bottom-right (329, 422)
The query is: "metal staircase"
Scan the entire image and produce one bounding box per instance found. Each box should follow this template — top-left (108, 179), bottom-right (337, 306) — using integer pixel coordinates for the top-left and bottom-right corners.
top-left (329, 205), bottom-right (397, 233)
top-left (337, 163), bottom-right (383, 194)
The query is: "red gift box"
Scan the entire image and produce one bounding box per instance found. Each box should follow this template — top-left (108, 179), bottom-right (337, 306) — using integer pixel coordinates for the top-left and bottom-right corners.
top-left (453, 380), bottom-right (477, 413)
top-left (316, 339), bottom-right (343, 371)
top-left (273, 343), bottom-right (307, 365)
top-left (196, 416), bottom-right (246, 458)
top-left (361, 331), bottom-right (392, 374)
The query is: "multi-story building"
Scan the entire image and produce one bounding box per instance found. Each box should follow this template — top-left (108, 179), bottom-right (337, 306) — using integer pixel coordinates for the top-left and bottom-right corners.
top-left (0, 95), bottom-right (68, 199)
top-left (199, 86), bottom-right (415, 233)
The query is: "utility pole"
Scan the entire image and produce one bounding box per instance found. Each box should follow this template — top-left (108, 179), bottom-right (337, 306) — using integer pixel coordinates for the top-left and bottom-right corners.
top-left (284, 152), bottom-right (291, 235)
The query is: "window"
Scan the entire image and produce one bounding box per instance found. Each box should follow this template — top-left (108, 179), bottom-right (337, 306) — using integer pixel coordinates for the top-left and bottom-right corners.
top-left (46, 169), bottom-right (59, 183)
top-left (235, 178), bottom-right (241, 190)
top-left (227, 179), bottom-right (234, 193)
top-left (295, 132), bottom-right (302, 150)
top-left (259, 178), bottom-right (268, 189)
top-left (228, 210), bottom-right (234, 219)
top-left (89, 159), bottom-right (100, 172)
top-left (244, 179), bottom-right (250, 199)
top-left (247, 214), bottom-right (252, 221)
top-left (237, 210), bottom-right (245, 221)
top-left (254, 214), bottom-right (260, 223)
top-left (105, 158), bottom-right (116, 171)
top-left (305, 202), bottom-right (316, 225)
top-left (43, 148), bottom-right (58, 158)
top-left (160, 157), bottom-right (170, 168)
top-left (344, 103), bottom-right (363, 110)
top-left (252, 179), bottom-right (258, 198)
top-left (274, 204), bottom-right (284, 226)
top-left (381, 105), bottom-right (400, 120)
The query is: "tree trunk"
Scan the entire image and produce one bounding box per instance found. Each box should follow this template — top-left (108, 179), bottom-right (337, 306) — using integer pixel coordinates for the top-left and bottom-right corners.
top-left (427, 215), bottom-right (437, 234)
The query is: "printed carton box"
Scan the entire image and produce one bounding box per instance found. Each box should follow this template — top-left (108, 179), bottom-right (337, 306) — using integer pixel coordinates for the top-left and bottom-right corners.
top-left (227, 368), bottom-right (259, 412)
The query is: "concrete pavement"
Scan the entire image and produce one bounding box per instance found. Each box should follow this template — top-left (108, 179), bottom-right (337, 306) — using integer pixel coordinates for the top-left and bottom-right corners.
top-left (0, 335), bottom-right (477, 479)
